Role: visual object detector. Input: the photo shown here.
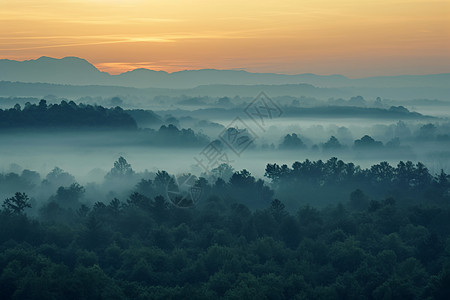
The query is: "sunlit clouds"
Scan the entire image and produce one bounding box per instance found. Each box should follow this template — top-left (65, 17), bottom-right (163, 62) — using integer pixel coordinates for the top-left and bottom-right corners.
top-left (0, 0), bottom-right (449, 76)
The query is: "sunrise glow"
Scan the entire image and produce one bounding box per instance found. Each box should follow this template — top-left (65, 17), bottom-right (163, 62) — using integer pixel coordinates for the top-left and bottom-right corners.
top-left (1, 0), bottom-right (449, 76)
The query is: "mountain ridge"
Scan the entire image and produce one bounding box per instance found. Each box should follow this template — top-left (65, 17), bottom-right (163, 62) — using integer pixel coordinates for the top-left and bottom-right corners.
top-left (0, 56), bottom-right (449, 89)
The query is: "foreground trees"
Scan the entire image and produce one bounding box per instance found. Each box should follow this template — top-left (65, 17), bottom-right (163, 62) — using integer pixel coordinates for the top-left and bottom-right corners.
top-left (1, 192), bottom-right (449, 299)
top-left (1, 158), bottom-right (450, 299)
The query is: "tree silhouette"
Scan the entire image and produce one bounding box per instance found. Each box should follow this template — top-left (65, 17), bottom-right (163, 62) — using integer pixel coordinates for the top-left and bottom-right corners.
top-left (436, 169), bottom-right (449, 190)
top-left (230, 169), bottom-right (255, 187)
top-left (53, 183), bottom-right (85, 209)
top-left (279, 133), bottom-right (306, 150)
top-left (43, 167), bottom-right (76, 188)
top-left (323, 136), bottom-right (342, 151)
top-left (2, 192), bottom-right (31, 214)
top-left (154, 170), bottom-right (173, 188)
top-left (211, 163), bottom-right (235, 181)
top-left (105, 157), bottom-right (134, 179)
top-left (354, 135), bottom-right (383, 150)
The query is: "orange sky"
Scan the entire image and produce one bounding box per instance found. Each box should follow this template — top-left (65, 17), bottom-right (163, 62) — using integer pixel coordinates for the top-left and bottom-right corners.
top-left (0, 0), bottom-right (449, 77)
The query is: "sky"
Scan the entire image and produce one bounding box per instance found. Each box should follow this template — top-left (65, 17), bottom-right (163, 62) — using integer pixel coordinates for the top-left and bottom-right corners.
top-left (0, 0), bottom-right (449, 77)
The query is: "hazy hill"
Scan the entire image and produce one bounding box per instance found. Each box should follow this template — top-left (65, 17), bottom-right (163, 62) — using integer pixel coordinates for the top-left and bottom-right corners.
top-left (0, 57), bottom-right (110, 86)
top-left (2, 80), bottom-right (449, 101)
top-left (1, 56), bottom-right (449, 89)
top-left (157, 106), bottom-right (431, 121)
top-left (0, 81), bottom-right (344, 99)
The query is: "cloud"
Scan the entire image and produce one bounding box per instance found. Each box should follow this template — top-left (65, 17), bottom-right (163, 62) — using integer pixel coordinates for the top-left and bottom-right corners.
top-left (0, 39), bottom-right (171, 51)
top-left (0, 29), bottom-right (269, 52)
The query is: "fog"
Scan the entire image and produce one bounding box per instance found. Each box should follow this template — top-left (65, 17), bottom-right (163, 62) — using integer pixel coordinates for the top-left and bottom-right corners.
top-left (1, 106), bottom-right (449, 213)
top-left (1, 72), bottom-right (449, 226)
top-left (2, 61), bottom-right (450, 299)
top-left (2, 116), bottom-right (449, 175)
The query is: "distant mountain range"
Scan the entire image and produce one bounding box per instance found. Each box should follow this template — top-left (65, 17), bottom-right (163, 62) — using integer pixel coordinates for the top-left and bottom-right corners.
top-left (1, 56), bottom-right (449, 89)
top-left (0, 81), bottom-right (344, 99)
top-left (0, 80), bottom-right (449, 101)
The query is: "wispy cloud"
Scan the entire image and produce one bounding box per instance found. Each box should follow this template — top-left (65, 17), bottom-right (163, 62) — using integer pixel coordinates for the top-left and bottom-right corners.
top-left (0, 39), bottom-right (172, 51)
top-left (0, 29), bottom-right (269, 51)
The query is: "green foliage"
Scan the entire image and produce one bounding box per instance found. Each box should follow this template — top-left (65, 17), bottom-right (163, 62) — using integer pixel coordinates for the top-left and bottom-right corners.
top-left (1, 159), bottom-right (450, 299)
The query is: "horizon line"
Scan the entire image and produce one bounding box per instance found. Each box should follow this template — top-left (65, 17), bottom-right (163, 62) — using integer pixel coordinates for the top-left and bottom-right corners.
top-left (1, 55), bottom-right (450, 79)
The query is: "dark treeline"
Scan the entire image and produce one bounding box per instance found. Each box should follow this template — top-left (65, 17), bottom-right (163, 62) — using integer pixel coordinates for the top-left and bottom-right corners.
top-left (4, 94), bottom-right (448, 113)
top-left (144, 125), bottom-right (209, 147)
top-left (1, 101), bottom-right (449, 154)
top-left (0, 100), bottom-right (210, 146)
top-left (1, 158), bottom-right (450, 299)
top-left (265, 158), bottom-right (449, 207)
top-left (1, 158), bottom-right (449, 212)
top-left (0, 100), bottom-right (137, 129)
top-left (277, 125), bottom-right (450, 152)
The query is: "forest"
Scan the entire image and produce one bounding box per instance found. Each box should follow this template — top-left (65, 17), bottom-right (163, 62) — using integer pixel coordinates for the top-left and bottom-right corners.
top-left (1, 155), bottom-right (450, 299)
top-left (1, 67), bottom-right (449, 300)
top-left (1, 1), bottom-right (449, 296)
top-left (0, 100), bottom-right (137, 130)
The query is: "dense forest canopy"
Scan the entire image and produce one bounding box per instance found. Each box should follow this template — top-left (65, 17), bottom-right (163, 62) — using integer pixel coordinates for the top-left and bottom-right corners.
top-left (1, 156), bottom-right (450, 299)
